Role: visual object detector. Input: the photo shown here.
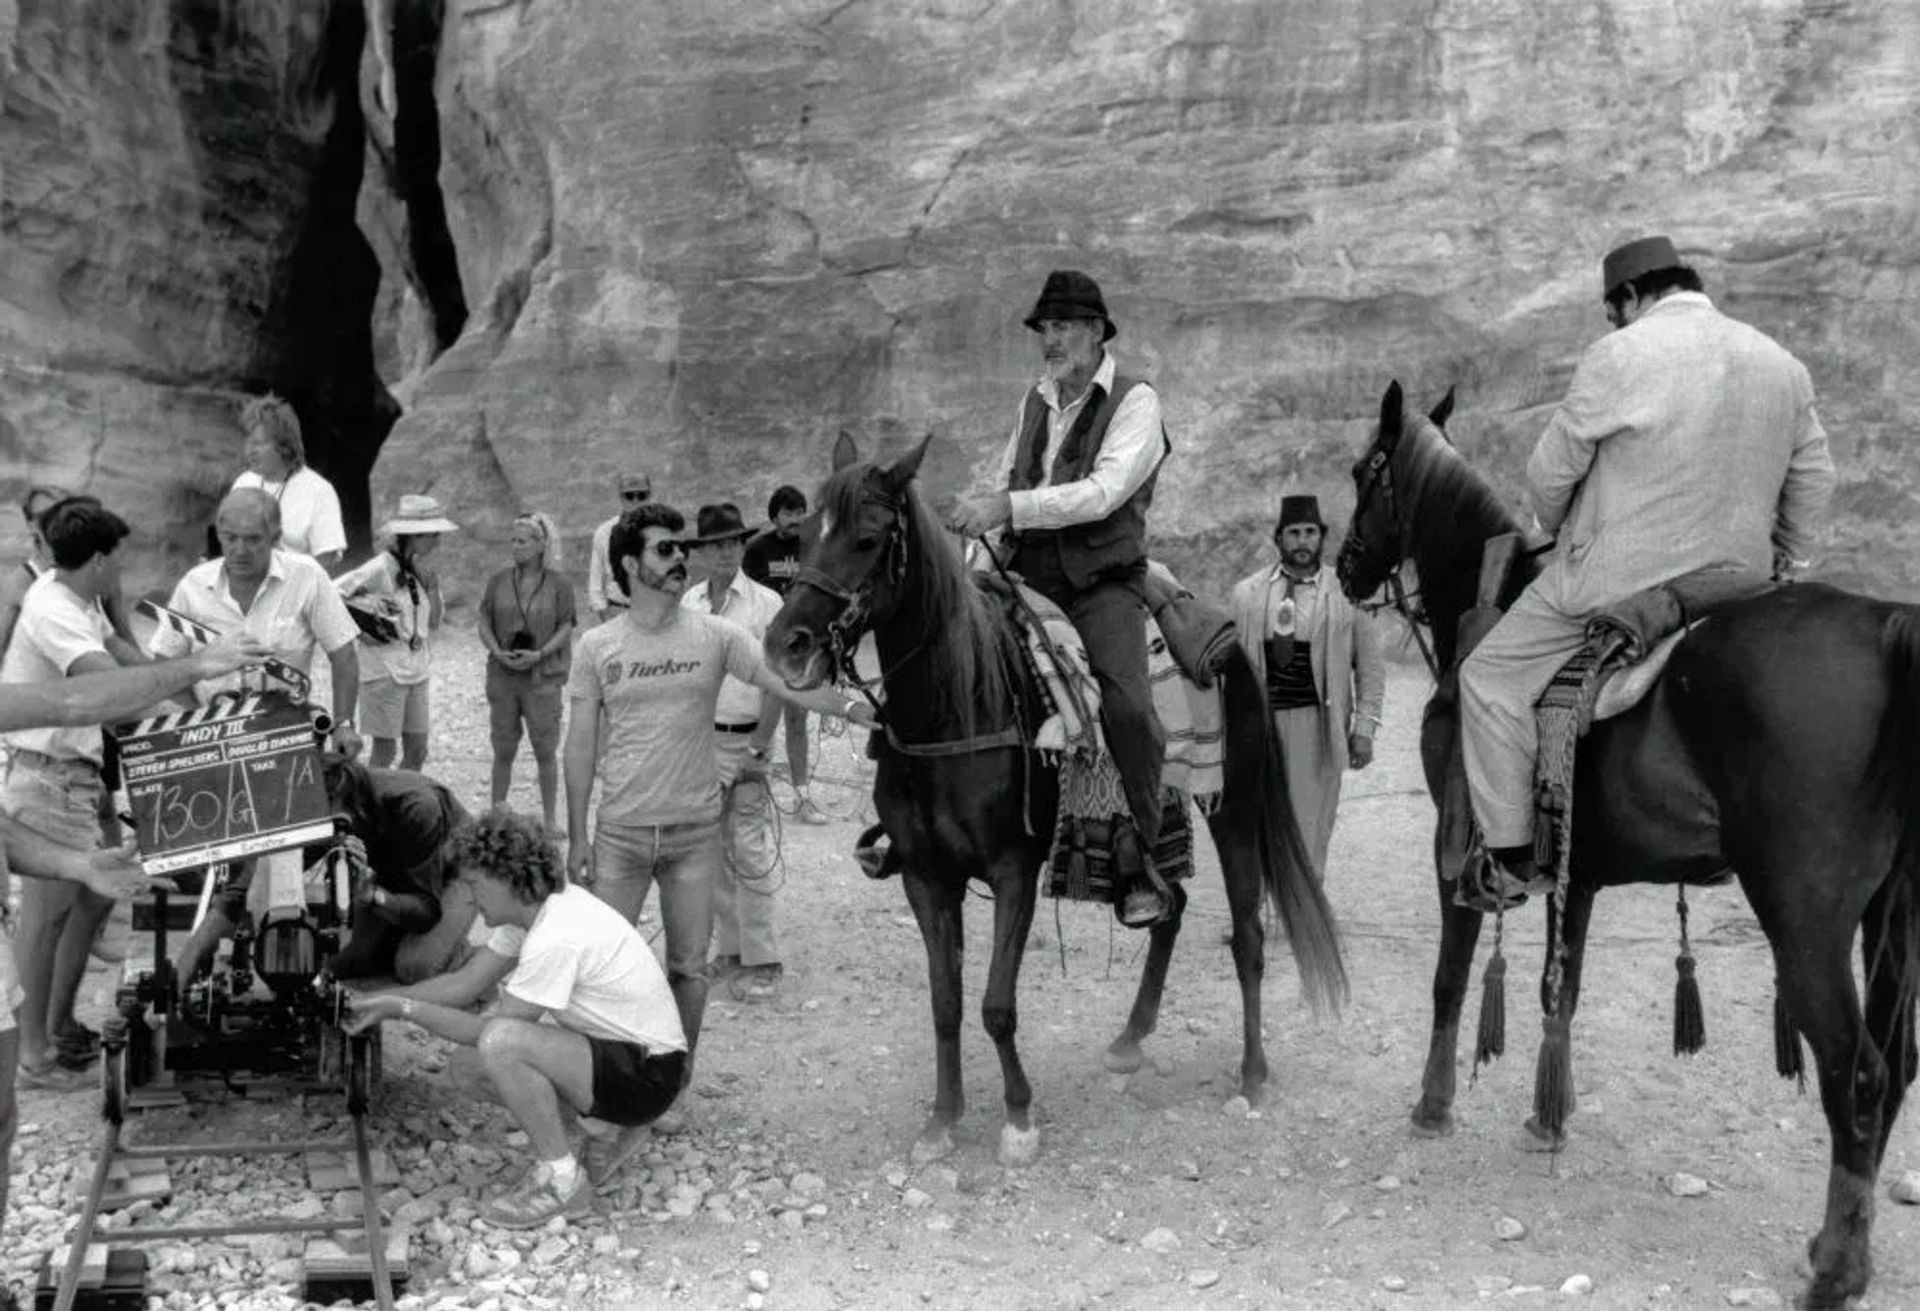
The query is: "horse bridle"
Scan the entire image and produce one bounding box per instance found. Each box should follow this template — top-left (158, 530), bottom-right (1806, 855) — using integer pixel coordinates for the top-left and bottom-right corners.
top-left (1342, 440), bottom-right (1441, 679)
top-left (787, 490), bottom-right (911, 709)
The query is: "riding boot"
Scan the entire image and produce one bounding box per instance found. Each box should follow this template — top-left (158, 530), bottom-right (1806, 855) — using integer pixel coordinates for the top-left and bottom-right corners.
top-left (1113, 823), bottom-right (1171, 928)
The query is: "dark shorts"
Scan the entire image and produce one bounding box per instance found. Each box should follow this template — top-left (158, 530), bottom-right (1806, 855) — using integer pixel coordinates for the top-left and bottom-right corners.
top-left (586, 1038), bottom-right (686, 1126)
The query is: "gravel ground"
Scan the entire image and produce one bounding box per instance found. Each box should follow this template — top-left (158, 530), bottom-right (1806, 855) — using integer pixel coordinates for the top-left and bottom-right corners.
top-left (9, 632), bottom-right (1920, 1310)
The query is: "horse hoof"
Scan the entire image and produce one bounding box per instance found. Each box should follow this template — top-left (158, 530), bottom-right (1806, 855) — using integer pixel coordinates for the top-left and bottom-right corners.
top-left (911, 1127), bottom-right (956, 1164)
top-left (1515, 1119), bottom-right (1567, 1154)
top-left (1409, 1106), bottom-right (1455, 1139)
top-left (1239, 1079), bottom-right (1269, 1110)
top-left (1103, 1040), bottom-right (1146, 1075)
top-left (998, 1122), bottom-right (1041, 1168)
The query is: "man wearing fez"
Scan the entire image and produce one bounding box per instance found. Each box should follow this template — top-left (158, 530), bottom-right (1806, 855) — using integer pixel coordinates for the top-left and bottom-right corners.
top-left (951, 270), bottom-right (1173, 927)
top-left (1460, 235), bottom-right (1836, 893)
top-left (1231, 493), bottom-right (1384, 881)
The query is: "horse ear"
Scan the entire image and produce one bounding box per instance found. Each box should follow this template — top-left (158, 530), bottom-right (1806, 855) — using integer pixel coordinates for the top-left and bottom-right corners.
top-left (831, 430), bottom-right (860, 470)
top-left (1428, 385), bottom-right (1456, 430)
top-left (1379, 381), bottom-right (1406, 453)
top-left (881, 432), bottom-right (933, 492)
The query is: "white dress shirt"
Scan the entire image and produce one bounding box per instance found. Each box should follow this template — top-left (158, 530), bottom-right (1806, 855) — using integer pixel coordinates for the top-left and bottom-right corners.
top-left (587, 515), bottom-right (625, 614)
top-left (680, 570), bottom-right (784, 725)
top-left (148, 550), bottom-right (359, 701)
top-left (991, 351), bottom-right (1166, 532)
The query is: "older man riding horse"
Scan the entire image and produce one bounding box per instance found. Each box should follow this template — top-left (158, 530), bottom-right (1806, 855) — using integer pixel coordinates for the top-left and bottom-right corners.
top-left (763, 432), bottom-right (1346, 1169)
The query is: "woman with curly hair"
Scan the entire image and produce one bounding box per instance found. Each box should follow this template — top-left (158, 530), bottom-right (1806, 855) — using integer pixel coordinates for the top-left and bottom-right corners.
top-left (344, 809), bottom-right (685, 1228)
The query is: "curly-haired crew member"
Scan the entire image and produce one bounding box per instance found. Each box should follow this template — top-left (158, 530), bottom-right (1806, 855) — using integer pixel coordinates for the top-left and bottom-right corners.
top-left (345, 809), bottom-right (688, 1227)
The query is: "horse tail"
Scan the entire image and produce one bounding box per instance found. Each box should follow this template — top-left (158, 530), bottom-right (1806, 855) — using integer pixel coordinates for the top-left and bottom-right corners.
top-left (1870, 607), bottom-right (1920, 1025)
top-left (1217, 641), bottom-right (1349, 1013)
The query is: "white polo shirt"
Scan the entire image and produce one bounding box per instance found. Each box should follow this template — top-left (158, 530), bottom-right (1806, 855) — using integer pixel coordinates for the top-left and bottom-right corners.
top-left (147, 549), bottom-right (360, 701)
top-left (232, 467), bottom-right (347, 561)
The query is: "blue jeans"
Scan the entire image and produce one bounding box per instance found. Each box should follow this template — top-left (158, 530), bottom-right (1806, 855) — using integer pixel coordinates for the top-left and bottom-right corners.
top-left (590, 818), bottom-right (721, 1057)
top-left (590, 818), bottom-right (722, 984)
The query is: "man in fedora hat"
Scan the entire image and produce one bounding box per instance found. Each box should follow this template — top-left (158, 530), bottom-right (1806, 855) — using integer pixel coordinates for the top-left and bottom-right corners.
top-left (1231, 493), bottom-right (1384, 883)
top-left (1459, 234), bottom-right (1836, 898)
top-left (680, 503), bottom-right (787, 1000)
top-left (951, 269), bottom-right (1173, 927)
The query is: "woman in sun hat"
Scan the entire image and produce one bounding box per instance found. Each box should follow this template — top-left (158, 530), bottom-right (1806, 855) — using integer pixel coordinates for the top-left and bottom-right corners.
top-left (336, 492), bottom-right (459, 770)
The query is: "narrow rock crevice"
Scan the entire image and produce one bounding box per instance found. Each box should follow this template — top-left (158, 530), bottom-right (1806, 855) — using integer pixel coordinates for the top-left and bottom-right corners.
top-left (389, 0), bottom-right (469, 352)
top-left (171, 0), bottom-right (398, 555)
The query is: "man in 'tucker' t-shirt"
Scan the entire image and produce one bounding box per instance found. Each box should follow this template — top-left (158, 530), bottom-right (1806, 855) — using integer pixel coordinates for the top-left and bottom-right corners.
top-left (564, 501), bottom-right (874, 1071)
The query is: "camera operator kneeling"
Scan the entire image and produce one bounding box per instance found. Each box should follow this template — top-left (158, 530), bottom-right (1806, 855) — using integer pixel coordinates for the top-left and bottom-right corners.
top-left (343, 809), bottom-right (685, 1228)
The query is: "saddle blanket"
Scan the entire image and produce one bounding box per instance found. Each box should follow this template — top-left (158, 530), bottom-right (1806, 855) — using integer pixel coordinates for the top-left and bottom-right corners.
top-left (1015, 585), bottom-right (1225, 807)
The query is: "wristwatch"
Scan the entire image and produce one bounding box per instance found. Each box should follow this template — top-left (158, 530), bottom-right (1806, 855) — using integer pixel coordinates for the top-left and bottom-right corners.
top-left (400, 997), bottom-right (416, 1019)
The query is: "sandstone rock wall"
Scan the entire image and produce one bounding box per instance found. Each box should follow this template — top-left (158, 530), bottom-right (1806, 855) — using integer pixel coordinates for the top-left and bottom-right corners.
top-left (372, 0), bottom-right (1920, 607)
top-left (0, 0), bottom-right (392, 594)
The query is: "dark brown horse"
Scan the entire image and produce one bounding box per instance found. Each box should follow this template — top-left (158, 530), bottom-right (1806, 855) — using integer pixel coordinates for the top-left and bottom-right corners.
top-left (1335, 380), bottom-right (1920, 1310)
top-left (763, 432), bottom-right (1347, 1166)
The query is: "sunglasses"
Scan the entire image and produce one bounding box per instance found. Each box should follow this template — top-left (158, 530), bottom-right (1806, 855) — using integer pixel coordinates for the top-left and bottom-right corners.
top-left (647, 539), bottom-right (690, 560)
top-left (622, 489), bottom-right (652, 503)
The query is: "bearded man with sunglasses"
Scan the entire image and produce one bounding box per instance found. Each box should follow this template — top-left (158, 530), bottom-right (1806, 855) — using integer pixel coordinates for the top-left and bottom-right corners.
top-left (1458, 235), bottom-right (1836, 895)
top-left (563, 503), bottom-right (875, 1077)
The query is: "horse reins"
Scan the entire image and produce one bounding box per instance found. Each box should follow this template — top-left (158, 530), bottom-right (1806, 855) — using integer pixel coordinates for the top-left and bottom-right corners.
top-left (1346, 443), bottom-right (1443, 681)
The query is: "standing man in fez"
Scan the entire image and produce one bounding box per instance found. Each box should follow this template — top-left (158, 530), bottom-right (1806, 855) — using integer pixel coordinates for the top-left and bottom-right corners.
top-left (742, 485), bottom-right (827, 824)
top-left (1230, 494), bottom-right (1384, 881)
top-left (564, 503), bottom-right (874, 1075)
top-left (680, 504), bottom-right (787, 1000)
top-left (951, 270), bottom-right (1173, 928)
top-left (1461, 235), bottom-right (1835, 894)
top-left (588, 472), bottom-right (652, 626)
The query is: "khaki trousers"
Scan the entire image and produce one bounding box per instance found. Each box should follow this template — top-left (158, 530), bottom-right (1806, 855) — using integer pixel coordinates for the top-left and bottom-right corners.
top-left (1458, 577), bottom-right (1590, 847)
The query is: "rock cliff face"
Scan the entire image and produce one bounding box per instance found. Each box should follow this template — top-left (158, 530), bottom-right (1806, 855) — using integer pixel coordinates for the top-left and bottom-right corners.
top-left (373, 0), bottom-right (1920, 605)
top-left (5, 2), bottom-right (1915, 607)
top-left (0, 0), bottom-right (397, 592)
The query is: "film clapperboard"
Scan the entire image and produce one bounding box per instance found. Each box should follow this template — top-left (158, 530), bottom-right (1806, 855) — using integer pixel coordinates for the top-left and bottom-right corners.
top-left (116, 601), bottom-right (333, 874)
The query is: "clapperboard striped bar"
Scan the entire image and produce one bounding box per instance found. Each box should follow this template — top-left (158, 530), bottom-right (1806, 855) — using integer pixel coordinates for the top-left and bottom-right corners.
top-left (119, 693), bottom-right (263, 741)
top-left (137, 599), bottom-right (311, 700)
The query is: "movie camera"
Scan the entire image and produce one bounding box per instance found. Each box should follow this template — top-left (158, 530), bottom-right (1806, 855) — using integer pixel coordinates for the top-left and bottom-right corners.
top-left (44, 644), bottom-right (400, 1311)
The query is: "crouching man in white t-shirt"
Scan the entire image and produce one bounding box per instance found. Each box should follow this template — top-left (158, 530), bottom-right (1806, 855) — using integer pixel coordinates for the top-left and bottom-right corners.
top-left (343, 809), bottom-right (686, 1228)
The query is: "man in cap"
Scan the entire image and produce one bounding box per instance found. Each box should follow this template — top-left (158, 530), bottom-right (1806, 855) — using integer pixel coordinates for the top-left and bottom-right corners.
top-left (1459, 235), bottom-right (1836, 896)
top-left (589, 473), bottom-right (653, 625)
top-left (680, 504), bottom-right (787, 1000)
top-left (951, 270), bottom-right (1173, 927)
top-left (1230, 493), bottom-right (1383, 882)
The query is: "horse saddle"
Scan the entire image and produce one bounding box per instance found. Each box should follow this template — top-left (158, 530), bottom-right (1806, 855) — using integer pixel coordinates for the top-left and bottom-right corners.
top-left (1530, 563), bottom-right (1774, 880)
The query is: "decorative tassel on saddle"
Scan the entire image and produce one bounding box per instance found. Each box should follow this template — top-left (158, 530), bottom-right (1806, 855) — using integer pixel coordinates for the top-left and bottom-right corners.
top-left (1474, 902), bottom-right (1507, 1071)
top-left (1532, 890), bottom-right (1575, 1143)
top-left (1672, 887), bottom-right (1706, 1056)
top-left (1774, 989), bottom-right (1806, 1090)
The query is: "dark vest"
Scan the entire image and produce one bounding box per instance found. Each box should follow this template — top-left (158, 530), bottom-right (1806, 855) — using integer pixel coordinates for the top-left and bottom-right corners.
top-left (1005, 373), bottom-right (1169, 590)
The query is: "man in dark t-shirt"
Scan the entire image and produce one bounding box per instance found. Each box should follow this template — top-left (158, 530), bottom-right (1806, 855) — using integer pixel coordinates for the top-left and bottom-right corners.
top-left (739, 486), bottom-right (828, 822)
top-left (173, 758), bottom-right (471, 985)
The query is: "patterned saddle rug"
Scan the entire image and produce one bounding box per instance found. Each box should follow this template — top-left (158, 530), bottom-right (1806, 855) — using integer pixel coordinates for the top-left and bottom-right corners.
top-left (1000, 571), bottom-right (1235, 906)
